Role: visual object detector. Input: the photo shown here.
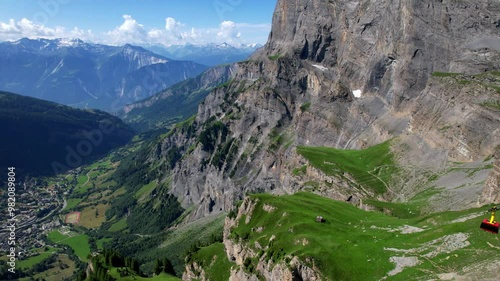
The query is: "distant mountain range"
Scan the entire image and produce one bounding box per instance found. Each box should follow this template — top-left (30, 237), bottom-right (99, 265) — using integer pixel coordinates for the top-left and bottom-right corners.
top-left (0, 38), bottom-right (208, 111)
top-left (144, 42), bottom-right (261, 66)
top-left (0, 91), bottom-right (134, 176)
top-left (122, 64), bottom-right (236, 132)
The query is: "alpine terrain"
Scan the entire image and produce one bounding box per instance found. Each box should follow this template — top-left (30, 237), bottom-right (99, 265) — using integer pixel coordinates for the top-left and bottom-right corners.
top-left (145, 43), bottom-right (262, 66)
top-left (123, 0), bottom-right (500, 279)
top-left (138, 0), bottom-right (500, 223)
top-left (122, 64), bottom-right (236, 132)
top-left (0, 38), bottom-right (208, 111)
top-left (1, 0), bottom-right (500, 281)
top-left (0, 91), bottom-right (134, 176)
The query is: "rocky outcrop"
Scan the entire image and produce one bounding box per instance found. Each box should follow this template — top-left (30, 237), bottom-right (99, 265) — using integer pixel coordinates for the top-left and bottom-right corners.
top-left (229, 268), bottom-right (259, 281)
top-left (144, 0), bottom-right (500, 221)
top-left (220, 197), bottom-right (322, 281)
top-left (182, 262), bottom-right (207, 281)
top-left (223, 198), bottom-right (258, 265)
top-left (409, 74), bottom-right (500, 161)
top-left (481, 148), bottom-right (500, 204)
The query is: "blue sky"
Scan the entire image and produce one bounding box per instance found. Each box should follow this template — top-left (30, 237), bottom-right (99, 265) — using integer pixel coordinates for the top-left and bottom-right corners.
top-left (0, 0), bottom-right (277, 46)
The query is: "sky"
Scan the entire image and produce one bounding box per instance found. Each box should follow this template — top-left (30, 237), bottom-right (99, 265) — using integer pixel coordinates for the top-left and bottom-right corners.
top-left (0, 0), bottom-right (277, 46)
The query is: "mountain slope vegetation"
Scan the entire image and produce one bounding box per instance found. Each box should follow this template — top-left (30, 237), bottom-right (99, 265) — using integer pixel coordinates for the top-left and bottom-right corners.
top-left (122, 65), bottom-right (235, 132)
top-left (3, 0), bottom-right (500, 280)
top-left (105, 0), bottom-right (499, 279)
top-left (0, 91), bottom-right (134, 176)
top-left (188, 192), bottom-right (500, 280)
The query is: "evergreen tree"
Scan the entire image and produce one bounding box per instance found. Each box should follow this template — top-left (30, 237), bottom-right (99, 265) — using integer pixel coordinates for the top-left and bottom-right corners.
top-left (131, 259), bottom-right (140, 274)
top-left (163, 258), bottom-right (175, 275)
top-left (76, 269), bottom-right (87, 281)
top-left (154, 258), bottom-right (162, 275)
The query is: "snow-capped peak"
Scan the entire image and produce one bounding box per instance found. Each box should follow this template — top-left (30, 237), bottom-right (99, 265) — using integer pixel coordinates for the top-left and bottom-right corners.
top-left (11, 37), bottom-right (88, 50)
top-left (121, 44), bottom-right (168, 68)
top-left (218, 42), bottom-right (231, 48)
top-left (247, 43), bottom-right (262, 48)
top-left (56, 38), bottom-right (84, 48)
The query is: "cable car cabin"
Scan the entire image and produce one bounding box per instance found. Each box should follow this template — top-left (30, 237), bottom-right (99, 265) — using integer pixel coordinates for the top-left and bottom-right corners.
top-left (480, 206), bottom-right (499, 234)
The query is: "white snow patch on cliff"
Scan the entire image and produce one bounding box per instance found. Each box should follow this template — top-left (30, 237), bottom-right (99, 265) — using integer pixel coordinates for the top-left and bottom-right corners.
top-left (353, 89), bottom-right (362, 98)
top-left (312, 64), bottom-right (328, 71)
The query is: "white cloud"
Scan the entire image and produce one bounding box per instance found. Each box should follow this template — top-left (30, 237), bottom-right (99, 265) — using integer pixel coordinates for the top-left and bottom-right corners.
top-left (101, 16), bottom-right (246, 46)
top-left (68, 27), bottom-right (93, 40)
top-left (179, 27), bottom-right (202, 43)
top-left (0, 18), bottom-right (94, 41)
top-left (148, 28), bottom-right (162, 39)
top-left (0, 19), bottom-right (20, 34)
top-left (0, 15), bottom-right (270, 46)
top-left (119, 15), bottom-right (141, 32)
top-left (216, 21), bottom-right (242, 44)
top-left (105, 14), bottom-right (148, 45)
top-left (165, 17), bottom-right (182, 32)
top-left (188, 27), bottom-right (199, 39)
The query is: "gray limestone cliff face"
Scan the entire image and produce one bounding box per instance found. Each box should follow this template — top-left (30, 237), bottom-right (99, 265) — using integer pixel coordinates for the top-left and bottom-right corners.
top-left (409, 74), bottom-right (500, 161)
top-left (266, 0), bottom-right (500, 107)
top-left (481, 149), bottom-right (500, 205)
top-left (147, 0), bottom-right (500, 221)
top-left (182, 262), bottom-right (207, 281)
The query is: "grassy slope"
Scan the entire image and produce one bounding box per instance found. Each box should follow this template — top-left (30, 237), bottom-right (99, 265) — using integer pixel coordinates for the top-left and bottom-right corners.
top-left (135, 181), bottom-right (158, 203)
top-left (78, 203), bottom-right (109, 228)
top-left (48, 230), bottom-right (67, 242)
top-left (215, 192), bottom-right (500, 281)
top-left (0, 91), bottom-right (134, 176)
top-left (107, 268), bottom-right (181, 281)
top-left (135, 213), bottom-right (226, 276)
top-left (48, 230), bottom-right (91, 262)
top-left (18, 254), bottom-right (76, 281)
top-left (297, 141), bottom-right (396, 194)
top-left (96, 238), bottom-right (112, 250)
top-left (48, 134), bottom-right (225, 275)
top-left (17, 252), bottom-right (53, 269)
top-left (190, 243), bottom-right (233, 281)
top-left (64, 198), bottom-right (83, 211)
top-left (109, 217), bottom-right (128, 232)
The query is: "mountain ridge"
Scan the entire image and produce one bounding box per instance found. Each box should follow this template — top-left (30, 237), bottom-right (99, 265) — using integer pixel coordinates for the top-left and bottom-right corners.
top-left (121, 64), bottom-right (237, 132)
top-left (0, 38), bottom-right (208, 111)
top-left (144, 42), bottom-right (261, 66)
top-left (131, 0), bottom-right (500, 221)
top-left (0, 91), bottom-right (134, 176)
top-left (4, 0), bottom-right (500, 279)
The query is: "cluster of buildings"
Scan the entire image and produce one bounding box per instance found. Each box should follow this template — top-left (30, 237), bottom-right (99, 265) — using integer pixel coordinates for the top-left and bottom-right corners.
top-left (0, 181), bottom-right (63, 259)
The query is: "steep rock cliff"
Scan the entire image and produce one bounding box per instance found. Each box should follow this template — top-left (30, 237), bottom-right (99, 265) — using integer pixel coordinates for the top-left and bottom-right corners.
top-left (148, 0), bottom-right (500, 221)
top-left (266, 0), bottom-right (500, 106)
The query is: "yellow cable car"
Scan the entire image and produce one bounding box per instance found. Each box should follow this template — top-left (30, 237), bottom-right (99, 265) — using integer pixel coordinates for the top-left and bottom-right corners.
top-left (480, 206), bottom-right (499, 234)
